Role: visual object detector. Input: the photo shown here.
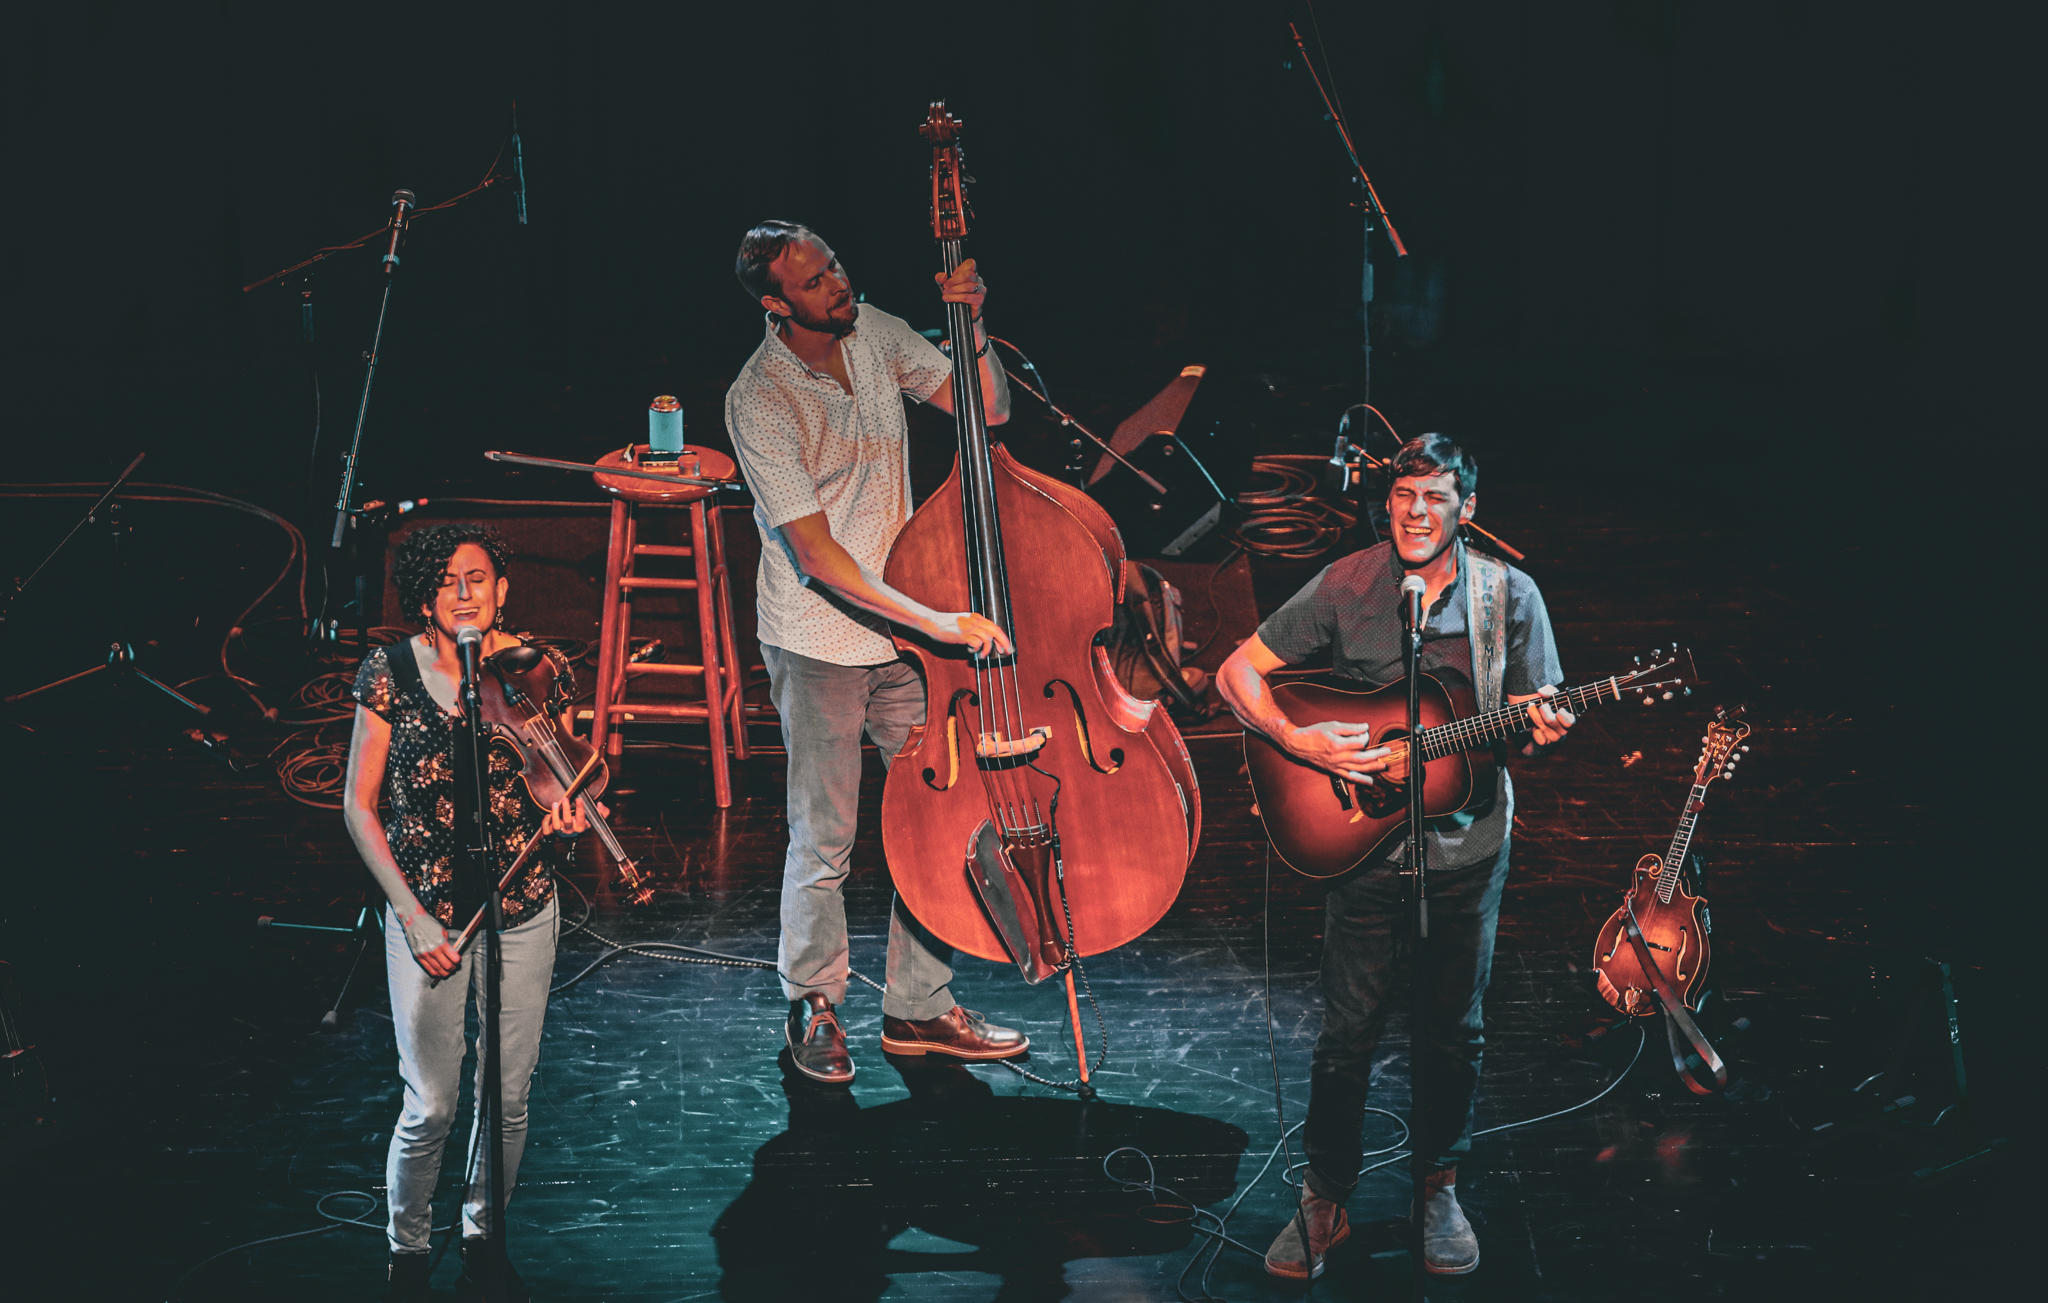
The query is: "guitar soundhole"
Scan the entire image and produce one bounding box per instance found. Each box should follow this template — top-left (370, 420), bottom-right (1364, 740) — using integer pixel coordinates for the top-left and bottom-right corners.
top-left (1360, 783), bottom-right (1403, 818)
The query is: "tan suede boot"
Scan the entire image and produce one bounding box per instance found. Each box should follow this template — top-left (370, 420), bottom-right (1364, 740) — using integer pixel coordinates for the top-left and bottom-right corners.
top-left (1416, 1167), bottom-right (1479, 1274)
top-left (1263, 1184), bottom-right (1351, 1281)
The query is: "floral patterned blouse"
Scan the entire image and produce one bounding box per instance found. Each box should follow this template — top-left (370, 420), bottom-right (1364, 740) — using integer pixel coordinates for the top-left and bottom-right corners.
top-left (351, 638), bottom-right (574, 928)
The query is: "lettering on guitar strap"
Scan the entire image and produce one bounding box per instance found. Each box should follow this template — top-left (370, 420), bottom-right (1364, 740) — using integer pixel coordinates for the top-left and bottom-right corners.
top-left (1463, 542), bottom-right (1509, 718)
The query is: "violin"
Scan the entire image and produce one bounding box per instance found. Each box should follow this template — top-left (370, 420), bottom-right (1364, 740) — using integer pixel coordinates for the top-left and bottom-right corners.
top-left (878, 104), bottom-right (1199, 990)
top-left (478, 644), bottom-right (652, 905)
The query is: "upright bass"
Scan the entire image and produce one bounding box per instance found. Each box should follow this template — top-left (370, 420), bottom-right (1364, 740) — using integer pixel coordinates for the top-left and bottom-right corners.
top-left (881, 103), bottom-right (1199, 996)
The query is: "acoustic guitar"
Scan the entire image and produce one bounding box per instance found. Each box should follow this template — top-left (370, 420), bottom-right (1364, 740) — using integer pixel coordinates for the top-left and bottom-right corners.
top-left (1592, 705), bottom-right (1750, 1015)
top-left (1243, 650), bottom-right (1685, 878)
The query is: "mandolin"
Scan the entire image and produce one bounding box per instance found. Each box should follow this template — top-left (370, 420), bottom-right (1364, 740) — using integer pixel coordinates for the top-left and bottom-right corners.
top-left (1243, 650), bottom-right (1685, 879)
top-left (1592, 705), bottom-right (1750, 1015)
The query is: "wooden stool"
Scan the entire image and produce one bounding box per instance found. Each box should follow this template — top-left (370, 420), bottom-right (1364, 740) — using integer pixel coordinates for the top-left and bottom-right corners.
top-left (588, 445), bottom-right (747, 807)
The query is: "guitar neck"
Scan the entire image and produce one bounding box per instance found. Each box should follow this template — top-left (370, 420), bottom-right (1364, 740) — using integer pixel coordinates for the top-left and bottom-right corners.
top-left (1416, 676), bottom-right (1619, 762)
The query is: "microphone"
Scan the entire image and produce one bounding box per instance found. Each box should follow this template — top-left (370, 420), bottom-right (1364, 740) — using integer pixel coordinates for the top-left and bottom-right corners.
top-left (382, 189), bottom-right (416, 275)
top-left (1400, 574), bottom-right (1427, 640)
top-left (455, 623), bottom-right (484, 686)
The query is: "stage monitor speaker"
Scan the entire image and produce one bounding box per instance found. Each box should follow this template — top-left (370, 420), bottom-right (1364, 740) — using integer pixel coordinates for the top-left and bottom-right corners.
top-left (1085, 366), bottom-right (1254, 559)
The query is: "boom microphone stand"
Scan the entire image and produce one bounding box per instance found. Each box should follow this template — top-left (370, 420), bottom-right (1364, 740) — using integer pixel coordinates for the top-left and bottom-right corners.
top-left (1286, 21), bottom-right (1407, 399)
top-left (2, 453), bottom-right (215, 727)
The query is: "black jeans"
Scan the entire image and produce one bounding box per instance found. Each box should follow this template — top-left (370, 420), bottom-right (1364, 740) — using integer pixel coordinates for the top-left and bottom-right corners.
top-left (1302, 837), bottom-right (1511, 1201)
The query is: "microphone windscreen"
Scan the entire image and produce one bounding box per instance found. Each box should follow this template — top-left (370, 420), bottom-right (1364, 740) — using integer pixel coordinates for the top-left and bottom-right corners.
top-left (1399, 575), bottom-right (1426, 597)
top-left (455, 624), bottom-right (484, 646)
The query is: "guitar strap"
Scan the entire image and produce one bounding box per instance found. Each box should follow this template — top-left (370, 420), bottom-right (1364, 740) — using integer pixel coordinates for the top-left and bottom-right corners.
top-left (1462, 542), bottom-right (1509, 715)
top-left (1622, 898), bottom-right (1729, 1096)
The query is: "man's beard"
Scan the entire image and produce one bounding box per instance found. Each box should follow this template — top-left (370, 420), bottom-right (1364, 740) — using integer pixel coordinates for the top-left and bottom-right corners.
top-left (789, 299), bottom-right (858, 338)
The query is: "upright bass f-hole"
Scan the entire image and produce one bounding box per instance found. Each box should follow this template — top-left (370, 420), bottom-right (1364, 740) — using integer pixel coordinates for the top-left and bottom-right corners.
top-left (922, 688), bottom-right (977, 792)
top-left (1044, 678), bottom-right (1122, 775)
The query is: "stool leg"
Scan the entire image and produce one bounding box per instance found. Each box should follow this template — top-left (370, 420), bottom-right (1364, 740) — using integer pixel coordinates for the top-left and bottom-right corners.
top-left (691, 498), bottom-right (732, 809)
top-left (592, 499), bottom-right (631, 766)
top-left (612, 503), bottom-right (641, 765)
top-left (707, 501), bottom-right (748, 762)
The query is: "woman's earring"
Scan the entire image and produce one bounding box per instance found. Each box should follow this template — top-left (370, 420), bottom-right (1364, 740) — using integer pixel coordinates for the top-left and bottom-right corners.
top-left (422, 618), bottom-right (436, 648)
top-left (494, 608), bottom-right (506, 629)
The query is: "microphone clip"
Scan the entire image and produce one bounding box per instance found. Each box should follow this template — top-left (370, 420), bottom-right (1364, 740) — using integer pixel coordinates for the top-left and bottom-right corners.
top-left (382, 189), bottom-right (417, 276)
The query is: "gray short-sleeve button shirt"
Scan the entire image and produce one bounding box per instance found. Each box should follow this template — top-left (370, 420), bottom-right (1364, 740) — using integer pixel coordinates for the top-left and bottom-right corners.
top-left (724, 304), bottom-right (952, 665)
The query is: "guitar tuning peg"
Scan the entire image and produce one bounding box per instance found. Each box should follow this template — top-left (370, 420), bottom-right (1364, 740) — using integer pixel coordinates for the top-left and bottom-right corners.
top-left (1640, 695), bottom-right (1652, 705)
top-left (1740, 745), bottom-right (1750, 752)
top-left (1682, 687), bottom-right (1692, 697)
top-left (1661, 690), bottom-right (1674, 699)
top-left (1632, 655), bottom-right (1642, 666)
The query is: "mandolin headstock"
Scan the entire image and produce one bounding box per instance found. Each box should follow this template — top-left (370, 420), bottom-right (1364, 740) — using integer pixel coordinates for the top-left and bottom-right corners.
top-left (921, 101), bottom-right (971, 241)
top-left (1694, 704), bottom-right (1752, 786)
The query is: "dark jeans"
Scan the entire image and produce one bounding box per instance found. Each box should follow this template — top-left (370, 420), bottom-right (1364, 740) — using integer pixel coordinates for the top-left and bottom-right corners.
top-left (1302, 837), bottom-right (1511, 1201)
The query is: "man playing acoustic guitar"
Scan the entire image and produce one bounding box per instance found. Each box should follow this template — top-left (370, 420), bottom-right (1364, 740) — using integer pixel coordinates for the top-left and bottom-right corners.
top-left (1218, 434), bottom-right (1575, 1280)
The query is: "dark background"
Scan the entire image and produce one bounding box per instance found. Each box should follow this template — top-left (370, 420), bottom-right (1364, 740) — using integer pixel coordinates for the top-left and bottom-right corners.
top-left (5, 0), bottom-right (2011, 493)
top-left (4, 0), bottom-right (2022, 801)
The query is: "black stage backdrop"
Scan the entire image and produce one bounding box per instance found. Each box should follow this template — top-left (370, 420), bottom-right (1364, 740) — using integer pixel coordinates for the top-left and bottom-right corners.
top-left (4, 0), bottom-right (2023, 879)
top-left (3, 0), bottom-right (2014, 500)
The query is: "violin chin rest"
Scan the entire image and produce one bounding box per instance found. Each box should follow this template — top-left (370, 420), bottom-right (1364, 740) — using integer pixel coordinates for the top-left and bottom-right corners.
top-left (494, 645), bottom-right (545, 673)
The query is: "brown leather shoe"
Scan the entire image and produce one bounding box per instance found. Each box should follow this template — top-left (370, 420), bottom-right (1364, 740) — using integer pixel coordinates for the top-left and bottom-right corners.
top-left (1263, 1186), bottom-right (1351, 1281)
top-left (880, 1006), bottom-right (1029, 1060)
top-left (1415, 1166), bottom-right (1479, 1274)
top-left (786, 995), bottom-right (854, 1083)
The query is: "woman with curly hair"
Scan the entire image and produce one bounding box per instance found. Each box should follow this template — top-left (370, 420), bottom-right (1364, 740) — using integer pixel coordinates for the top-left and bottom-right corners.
top-left (343, 522), bottom-right (591, 1302)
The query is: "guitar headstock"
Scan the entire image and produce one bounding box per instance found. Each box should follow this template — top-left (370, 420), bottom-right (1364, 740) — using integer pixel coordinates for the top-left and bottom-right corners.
top-left (920, 101), bottom-right (971, 241)
top-left (1694, 704), bottom-right (1751, 786)
top-left (1612, 644), bottom-right (1690, 707)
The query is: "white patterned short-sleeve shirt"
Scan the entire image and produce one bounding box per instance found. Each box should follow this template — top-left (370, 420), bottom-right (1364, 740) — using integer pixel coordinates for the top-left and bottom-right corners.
top-left (724, 304), bottom-right (953, 666)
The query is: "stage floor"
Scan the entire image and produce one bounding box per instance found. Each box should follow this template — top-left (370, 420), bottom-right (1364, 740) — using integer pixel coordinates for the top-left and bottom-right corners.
top-left (1, 485), bottom-right (2018, 1302)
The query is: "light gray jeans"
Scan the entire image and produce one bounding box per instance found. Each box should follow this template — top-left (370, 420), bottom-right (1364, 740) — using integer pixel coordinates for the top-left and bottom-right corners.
top-left (382, 893), bottom-right (557, 1252)
top-left (761, 644), bottom-right (957, 1020)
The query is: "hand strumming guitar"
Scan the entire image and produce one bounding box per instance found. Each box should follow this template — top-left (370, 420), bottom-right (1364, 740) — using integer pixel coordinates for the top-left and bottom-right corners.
top-left (1286, 719), bottom-right (1395, 786)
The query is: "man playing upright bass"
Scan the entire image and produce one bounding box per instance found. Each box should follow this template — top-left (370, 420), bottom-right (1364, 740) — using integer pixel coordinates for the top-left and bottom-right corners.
top-left (1218, 434), bottom-right (1576, 1280)
top-left (723, 220), bottom-right (1030, 1084)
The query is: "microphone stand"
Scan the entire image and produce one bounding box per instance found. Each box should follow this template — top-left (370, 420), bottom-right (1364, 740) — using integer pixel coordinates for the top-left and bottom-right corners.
top-left (1286, 21), bottom-right (1407, 403)
top-left (455, 631), bottom-right (513, 1294)
top-left (242, 162), bottom-right (515, 655)
top-left (323, 193), bottom-right (414, 662)
top-left (1400, 593), bottom-right (1430, 1299)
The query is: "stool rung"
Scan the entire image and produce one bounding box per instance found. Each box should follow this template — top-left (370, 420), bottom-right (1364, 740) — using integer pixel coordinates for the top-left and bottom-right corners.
top-left (632, 544), bottom-right (695, 558)
top-left (620, 576), bottom-right (699, 591)
top-left (600, 703), bottom-right (713, 721)
top-left (625, 662), bottom-right (706, 677)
